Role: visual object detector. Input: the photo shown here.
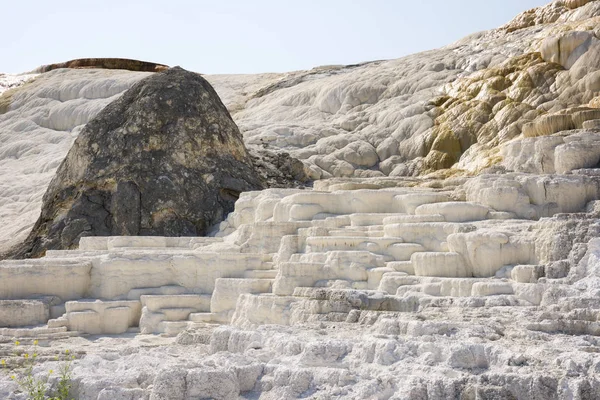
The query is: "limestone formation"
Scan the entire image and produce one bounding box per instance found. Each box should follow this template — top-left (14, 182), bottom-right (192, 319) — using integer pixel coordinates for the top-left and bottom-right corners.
top-left (1, 174), bottom-right (600, 398)
top-left (8, 67), bottom-right (263, 258)
top-left (1, 1), bottom-right (600, 399)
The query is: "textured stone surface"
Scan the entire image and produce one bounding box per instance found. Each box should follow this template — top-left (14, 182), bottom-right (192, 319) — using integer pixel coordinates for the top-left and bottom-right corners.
top-left (8, 67), bottom-right (263, 258)
top-left (0, 175), bottom-right (599, 398)
top-left (2, 1), bottom-right (600, 399)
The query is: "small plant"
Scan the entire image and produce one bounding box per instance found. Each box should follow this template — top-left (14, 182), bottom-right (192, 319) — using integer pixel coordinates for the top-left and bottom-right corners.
top-left (50, 350), bottom-right (74, 400)
top-left (1, 340), bottom-right (75, 400)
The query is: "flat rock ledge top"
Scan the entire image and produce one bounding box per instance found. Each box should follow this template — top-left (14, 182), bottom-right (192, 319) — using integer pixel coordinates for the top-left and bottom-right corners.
top-left (34, 58), bottom-right (170, 73)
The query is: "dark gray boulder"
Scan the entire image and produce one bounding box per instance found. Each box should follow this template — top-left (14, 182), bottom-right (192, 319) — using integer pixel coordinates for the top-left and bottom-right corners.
top-left (10, 66), bottom-right (264, 258)
top-left (249, 146), bottom-right (309, 188)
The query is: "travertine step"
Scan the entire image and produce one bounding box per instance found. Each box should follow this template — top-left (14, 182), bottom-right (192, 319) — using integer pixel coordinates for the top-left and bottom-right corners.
top-left (231, 294), bottom-right (299, 326)
top-left (63, 300), bottom-right (142, 335)
top-left (378, 272), bottom-right (410, 294)
top-left (78, 236), bottom-right (223, 251)
top-left (417, 280), bottom-right (515, 297)
top-left (0, 258), bottom-right (89, 266)
top-left (348, 213), bottom-right (402, 226)
top-left (582, 119), bottom-right (600, 130)
top-left (0, 262), bottom-right (92, 302)
top-left (278, 262), bottom-right (325, 277)
top-left (510, 265), bottom-right (544, 283)
top-left (210, 278), bottom-right (274, 315)
top-left (89, 252), bottom-right (265, 299)
top-left (309, 215), bottom-right (352, 229)
top-left (412, 252), bottom-right (470, 277)
top-left (527, 308), bottom-right (600, 335)
top-left (140, 295), bottom-right (211, 313)
top-left (188, 312), bottom-right (217, 323)
top-left (382, 214), bottom-right (445, 225)
top-left (159, 308), bottom-right (199, 321)
top-left (385, 276), bottom-right (542, 304)
top-left (367, 267), bottom-right (396, 289)
top-left (45, 248), bottom-right (208, 257)
top-left (393, 192), bottom-right (450, 214)
top-left (420, 295), bottom-right (531, 308)
top-left (0, 326), bottom-right (68, 337)
top-left (139, 294), bottom-right (212, 334)
top-left (386, 261), bottom-right (414, 274)
top-left (255, 261), bottom-right (276, 270)
top-left (384, 222), bottom-right (476, 252)
top-left (45, 250), bottom-right (108, 258)
top-left (292, 250), bottom-right (391, 266)
top-left (126, 285), bottom-right (188, 300)
top-left (0, 332), bottom-right (81, 343)
top-left (414, 202), bottom-right (491, 222)
top-left (156, 321), bottom-right (193, 336)
top-left (0, 299), bottom-right (51, 328)
top-left (305, 236), bottom-right (411, 258)
top-left (275, 257), bottom-right (400, 294)
top-left (292, 287), bottom-right (419, 313)
top-left (327, 229), bottom-right (385, 238)
top-left (244, 270), bottom-right (278, 279)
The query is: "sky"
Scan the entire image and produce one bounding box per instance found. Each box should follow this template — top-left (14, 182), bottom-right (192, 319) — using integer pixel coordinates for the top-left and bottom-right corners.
top-left (2, 0), bottom-right (550, 75)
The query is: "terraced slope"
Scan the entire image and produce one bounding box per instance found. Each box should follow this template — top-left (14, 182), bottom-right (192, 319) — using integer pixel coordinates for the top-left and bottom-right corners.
top-left (1, 173), bottom-right (600, 398)
top-left (0, 1), bottom-right (600, 398)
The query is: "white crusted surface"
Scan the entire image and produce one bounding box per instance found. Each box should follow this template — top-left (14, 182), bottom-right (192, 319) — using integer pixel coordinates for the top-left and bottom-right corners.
top-left (1, 1), bottom-right (600, 398)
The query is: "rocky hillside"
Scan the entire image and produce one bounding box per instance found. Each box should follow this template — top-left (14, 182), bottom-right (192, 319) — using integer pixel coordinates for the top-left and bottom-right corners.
top-left (0, 1), bottom-right (600, 399)
top-left (227, 0), bottom-right (600, 179)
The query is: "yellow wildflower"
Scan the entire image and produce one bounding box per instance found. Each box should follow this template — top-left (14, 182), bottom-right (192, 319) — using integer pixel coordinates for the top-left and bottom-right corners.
top-left (10, 375), bottom-right (15, 380)
top-left (49, 369), bottom-right (53, 374)
top-left (14, 341), bottom-right (19, 346)
top-left (23, 353), bottom-right (29, 359)
top-left (1, 359), bottom-right (5, 365)
top-left (65, 349), bottom-right (70, 354)
top-left (33, 340), bottom-right (38, 346)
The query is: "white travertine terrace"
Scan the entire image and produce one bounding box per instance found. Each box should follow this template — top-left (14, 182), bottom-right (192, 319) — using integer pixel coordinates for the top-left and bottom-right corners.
top-left (0, 178), bottom-right (587, 328)
top-left (2, 173), bottom-right (600, 398)
top-left (1, 0), bottom-right (600, 398)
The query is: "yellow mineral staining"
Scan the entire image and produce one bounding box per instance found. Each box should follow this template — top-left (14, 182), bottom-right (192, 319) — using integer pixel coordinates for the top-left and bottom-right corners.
top-left (540, 31), bottom-right (594, 68)
top-left (501, 0), bottom-right (594, 34)
top-left (0, 88), bottom-right (14, 115)
top-left (0, 77), bottom-right (38, 115)
top-left (522, 114), bottom-right (575, 137)
top-left (563, 0), bottom-right (594, 9)
top-left (424, 52), bottom-right (561, 174)
top-left (573, 109), bottom-right (600, 128)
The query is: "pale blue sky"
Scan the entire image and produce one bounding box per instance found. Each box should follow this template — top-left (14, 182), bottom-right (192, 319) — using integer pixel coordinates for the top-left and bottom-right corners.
top-left (3, 0), bottom-right (549, 74)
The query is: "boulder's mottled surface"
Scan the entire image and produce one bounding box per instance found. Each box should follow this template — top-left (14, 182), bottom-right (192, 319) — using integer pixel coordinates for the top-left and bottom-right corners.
top-left (249, 146), bottom-right (309, 188)
top-left (9, 67), bottom-right (263, 258)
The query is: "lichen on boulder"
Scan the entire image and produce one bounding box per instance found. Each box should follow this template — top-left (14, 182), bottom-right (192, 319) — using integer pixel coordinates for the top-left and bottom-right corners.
top-left (9, 67), bottom-right (264, 258)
